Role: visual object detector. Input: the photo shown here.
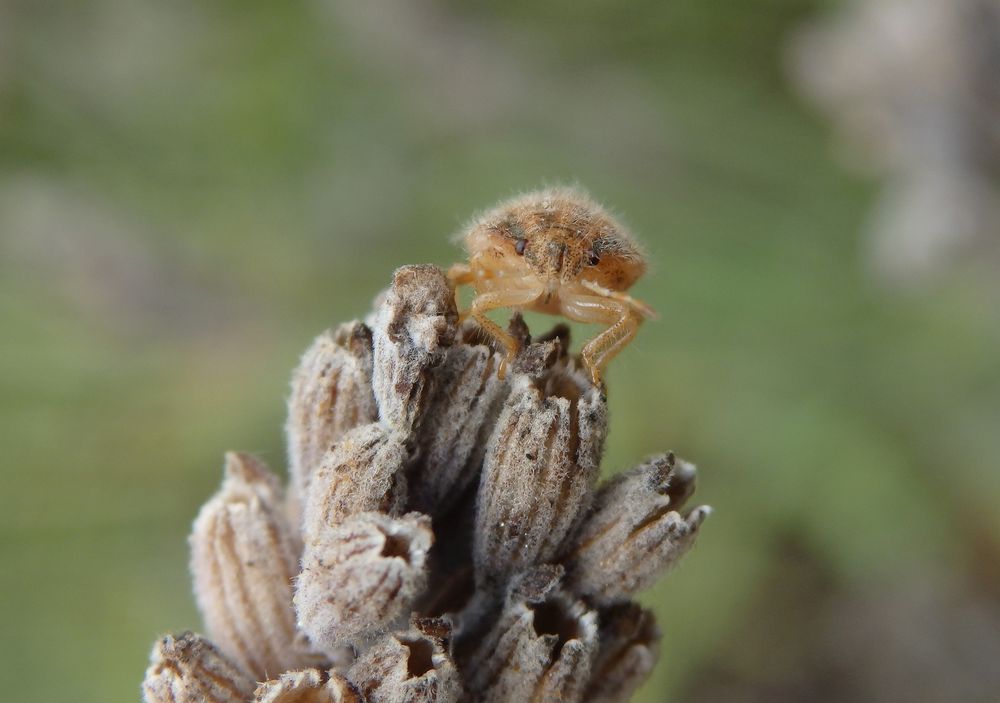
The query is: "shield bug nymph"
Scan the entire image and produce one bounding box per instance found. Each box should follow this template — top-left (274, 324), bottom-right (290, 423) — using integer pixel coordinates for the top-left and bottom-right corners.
top-left (449, 186), bottom-right (655, 384)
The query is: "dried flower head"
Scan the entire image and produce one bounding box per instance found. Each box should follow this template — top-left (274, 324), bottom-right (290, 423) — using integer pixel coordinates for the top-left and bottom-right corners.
top-left (144, 193), bottom-right (710, 703)
top-left (473, 361), bottom-right (606, 586)
top-left (406, 343), bottom-right (510, 516)
top-left (295, 511), bottom-right (434, 651)
top-left (348, 624), bottom-right (463, 703)
top-left (142, 631), bottom-right (256, 703)
top-left (253, 669), bottom-right (362, 703)
top-left (371, 265), bottom-right (457, 432)
top-left (563, 453), bottom-right (710, 605)
top-left (286, 322), bottom-right (378, 521)
top-left (301, 423), bottom-right (410, 539)
top-left (463, 585), bottom-right (599, 703)
top-left (589, 604), bottom-right (662, 703)
top-left (189, 452), bottom-right (325, 679)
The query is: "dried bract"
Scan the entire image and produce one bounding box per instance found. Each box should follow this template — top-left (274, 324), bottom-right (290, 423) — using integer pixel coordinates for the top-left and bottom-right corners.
top-left (408, 343), bottom-right (510, 516)
top-left (588, 603), bottom-right (662, 703)
top-left (474, 362), bottom-right (606, 586)
top-left (189, 452), bottom-right (325, 679)
top-left (295, 511), bottom-right (433, 651)
top-left (372, 265), bottom-right (457, 432)
top-left (286, 322), bottom-right (377, 517)
top-left (301, 423), bottom-right (409, 541)
top-left (142, 631), bottom-right (255, 703)
top-left (563, 454), bottom-right (710, 605)
top-left (254, 669), bottom-right (362, 703)
top-left (348, 626), bottom-right (463, 703)
top-left (464, 590), bottom-right (598, 703)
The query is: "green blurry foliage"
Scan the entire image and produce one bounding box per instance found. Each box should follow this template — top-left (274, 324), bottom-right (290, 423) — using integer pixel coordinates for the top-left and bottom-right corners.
top-left (1, 1), bottom-right (997, 702)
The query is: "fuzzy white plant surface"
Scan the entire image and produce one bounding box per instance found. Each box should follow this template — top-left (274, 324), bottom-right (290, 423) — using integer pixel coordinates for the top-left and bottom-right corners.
top-left (142, 263), bottom-right (710, 703)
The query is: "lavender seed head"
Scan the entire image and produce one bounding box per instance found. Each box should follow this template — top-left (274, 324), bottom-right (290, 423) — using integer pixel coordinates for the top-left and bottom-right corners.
top-left (145, 219), bottom-right (710, 702)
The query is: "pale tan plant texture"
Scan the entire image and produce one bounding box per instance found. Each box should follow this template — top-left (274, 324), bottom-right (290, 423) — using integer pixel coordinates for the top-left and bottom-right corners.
top-left (142, 253), bottom-right (710, 702)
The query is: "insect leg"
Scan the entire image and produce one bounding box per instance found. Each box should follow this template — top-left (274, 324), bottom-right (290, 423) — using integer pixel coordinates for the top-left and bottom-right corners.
top-left (447, 263), bottom-right (475, 285)
top-left (580, 279), bottom-right (657, 320)
top-left (559, 292), bottom-right (641, 385)
top-left (469, 286), bottom-right (544, 378)
top-left (588, 313), bottom-right (640, 375)
top-left (447, 263), bottom-right (476, 321)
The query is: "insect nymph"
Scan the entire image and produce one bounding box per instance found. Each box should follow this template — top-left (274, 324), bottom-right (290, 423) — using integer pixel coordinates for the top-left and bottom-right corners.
top-left (449, 187), bottom-right (654, 384)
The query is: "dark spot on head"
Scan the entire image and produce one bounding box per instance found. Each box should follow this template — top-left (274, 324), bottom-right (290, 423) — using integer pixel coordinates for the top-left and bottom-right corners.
top-left (515, 238), bottom-right (527, 255)
top-left (587, 251), bottom-right (601, 266)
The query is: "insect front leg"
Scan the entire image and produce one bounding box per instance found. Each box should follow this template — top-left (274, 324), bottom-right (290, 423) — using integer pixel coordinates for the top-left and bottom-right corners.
top-left (448, 262), bottom-right (519, 322)
top-left (587, 312), bottom-right (640, 377)
top-left (469, 286), bottom-right (544, 378)
top-left (559, 291), bottom-right (641, 385)
top-left (447, 263), bottom-right (476, 321)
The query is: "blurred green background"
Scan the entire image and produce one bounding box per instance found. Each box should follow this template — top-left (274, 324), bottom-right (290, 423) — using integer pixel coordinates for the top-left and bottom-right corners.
top-left (2, 1), bottom-right (999, 701)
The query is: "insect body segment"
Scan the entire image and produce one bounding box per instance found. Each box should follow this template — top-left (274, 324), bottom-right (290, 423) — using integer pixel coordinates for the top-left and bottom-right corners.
top-left (448, 187), bottom-right (654, 384)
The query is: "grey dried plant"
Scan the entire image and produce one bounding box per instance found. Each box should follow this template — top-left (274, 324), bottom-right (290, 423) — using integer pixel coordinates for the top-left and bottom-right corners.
top-left (142, 247), bottom-right (710, 702)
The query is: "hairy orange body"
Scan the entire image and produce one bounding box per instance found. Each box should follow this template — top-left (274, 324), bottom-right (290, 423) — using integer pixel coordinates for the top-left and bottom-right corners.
top-left (449, 187), bottom-right (654, 384)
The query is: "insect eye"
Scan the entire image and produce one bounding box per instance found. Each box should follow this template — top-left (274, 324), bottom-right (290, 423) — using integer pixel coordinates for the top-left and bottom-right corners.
top-left (515, 238), bottom-right (527, 255)
top-left (588, 251), bottom-right (601, 266)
